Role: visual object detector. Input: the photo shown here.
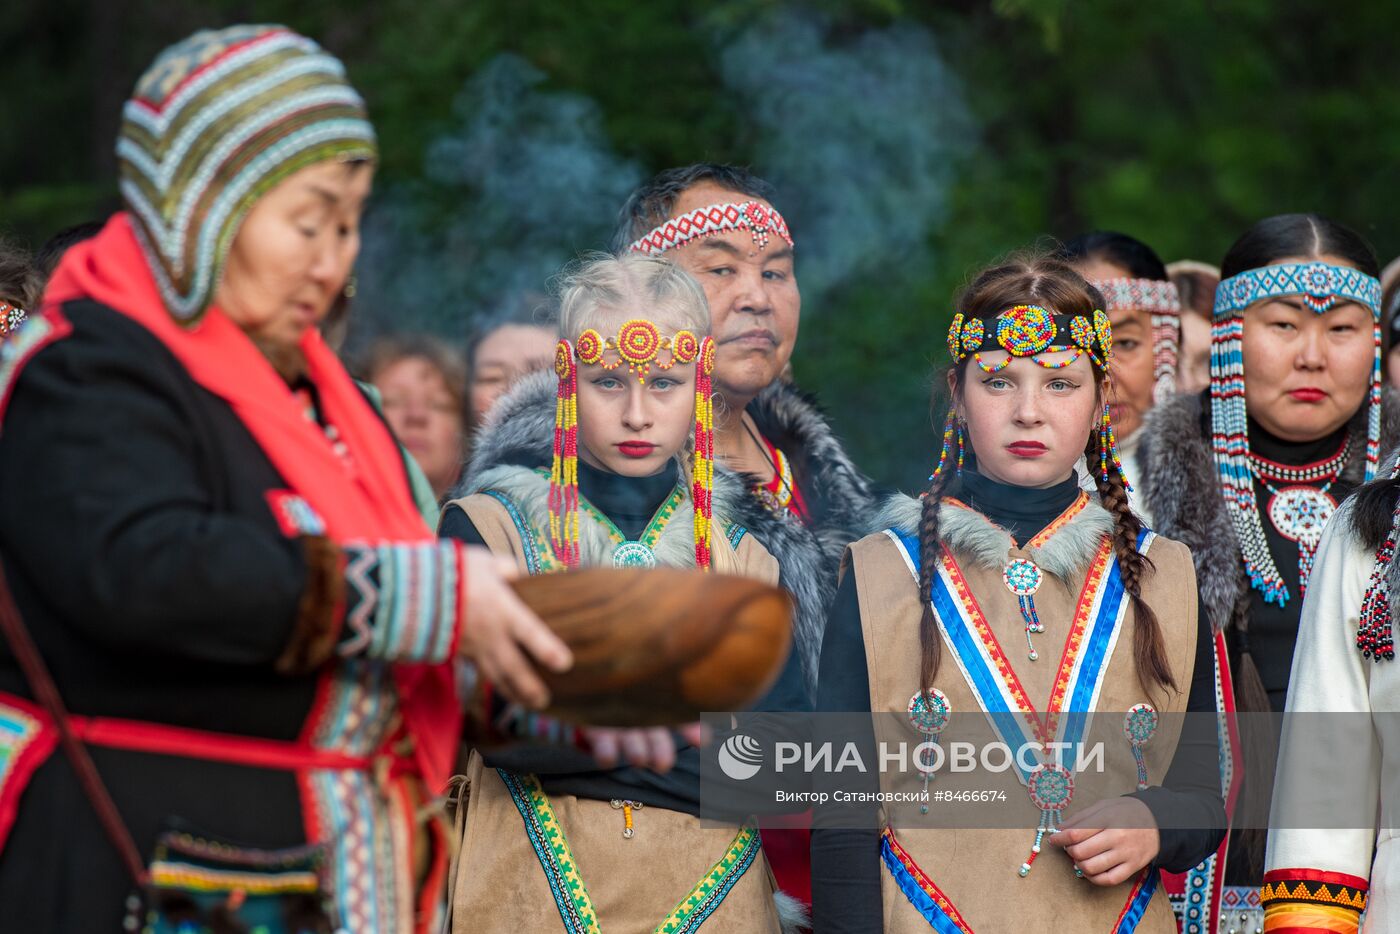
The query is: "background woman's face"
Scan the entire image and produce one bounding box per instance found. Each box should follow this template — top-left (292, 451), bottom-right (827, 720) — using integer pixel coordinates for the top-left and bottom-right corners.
top-left (957, 351), bottom-right (1100, 489)
top-left (1075, 257), bottom-right (1156, 440)
top-left (373, 355), bottom-right (465, 497)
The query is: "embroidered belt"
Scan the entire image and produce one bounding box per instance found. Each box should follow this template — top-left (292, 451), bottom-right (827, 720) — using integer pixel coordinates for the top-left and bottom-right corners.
top-left (500, 770), bottom-right (761, 933)
top-left (881, 826), bottom-right (1160, 933)
top-left (0, 691), bottom-right (408, 853)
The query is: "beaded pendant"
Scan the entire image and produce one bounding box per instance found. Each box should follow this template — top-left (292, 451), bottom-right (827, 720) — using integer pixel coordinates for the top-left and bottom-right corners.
top-left (611, 541), bottom-right (657, 568)
top-left (1003, 558), bottom-right (1045, 660)
top-left (908, 688), bottom-right (951, 814)
top-left (1021, 763), bottom-right (1074, 877)
top-left (1123, 703), bottom-right (1159, 790)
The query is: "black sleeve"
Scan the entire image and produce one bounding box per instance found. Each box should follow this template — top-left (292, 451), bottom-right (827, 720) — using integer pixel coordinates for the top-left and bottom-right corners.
top-left (811, 568), bottom-right (884, 934)
top-left (438, 503), bottom-right (488, 545)
top-left (1129, 593), bottom-right (1228, 873)
top-left (0, 311), bottom-right (310, 667)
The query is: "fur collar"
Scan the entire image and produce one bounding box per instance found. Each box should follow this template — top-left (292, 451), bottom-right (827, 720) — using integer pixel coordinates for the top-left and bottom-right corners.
top-left (747, 380), bottom-right (883, 570)
top-left (878, 492), bottom-right (1115, 580)
top-left (1138, 389), bottom-right (1400, 632)
top-left (453, 371), bottom-right (832, 699)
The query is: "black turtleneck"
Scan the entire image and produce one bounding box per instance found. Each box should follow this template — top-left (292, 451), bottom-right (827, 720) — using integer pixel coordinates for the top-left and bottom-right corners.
top-left (810, 471), bottom-right (1222, 934)
top-left (439, 458), bottom-right (679, 546)
top-left (950, 470), bottom-right (1083, 544)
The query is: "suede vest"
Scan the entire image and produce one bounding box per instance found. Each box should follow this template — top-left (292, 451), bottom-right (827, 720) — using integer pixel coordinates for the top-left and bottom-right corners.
top-left (446, 488), bottom-right (784, 933)
top-left (849, 508), bottom-right (1198, 934)
top-left (450, 490), bottom-right (778, 583)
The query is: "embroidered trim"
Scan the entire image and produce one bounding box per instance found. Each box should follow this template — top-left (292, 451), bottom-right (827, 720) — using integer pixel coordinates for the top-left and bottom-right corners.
top-left (726, 523), bottom-right (749, 550)
top-left (499, 770), bottom-right (599, 932)
top-left (482, 490), bottom-right (560, 575)
top-left (1260, 869), bottom-right (1368, 911)
top-left (500, 770), bottom-right (761, 933)
top-left (0, 309), bottom-right (73, 433)
top-left (264, 489), bottom-right (328, 536)
top-left (1026, 491), bottom-right (1090, 549)
top-left (0, 694), bottom-right (58, 852)
top-left (338, 542), bottom-right (460, 663)
top-left (880, 828), bottom-right (975, 933)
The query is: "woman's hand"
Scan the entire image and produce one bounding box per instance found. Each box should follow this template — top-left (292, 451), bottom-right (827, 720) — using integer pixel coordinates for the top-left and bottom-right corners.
top-left (1047, 797), bottom-right (1160, 886)
top-left (457, 547), bottom-right (572, 709)
top-left (584, 723), bottom-right (713, 773)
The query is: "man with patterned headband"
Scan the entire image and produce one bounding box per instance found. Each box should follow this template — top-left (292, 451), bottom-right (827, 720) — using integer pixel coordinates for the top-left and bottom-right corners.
top-left (1061, 231), bottom-right (1182, 515)
top-left (614, 164), bottom-right (882, 912)
top-left (612, 164), bottom-right (878, 684)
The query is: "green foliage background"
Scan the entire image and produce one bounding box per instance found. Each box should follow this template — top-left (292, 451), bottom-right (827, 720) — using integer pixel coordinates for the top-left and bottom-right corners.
top-left (4, 0), bottom-right (1396, 490)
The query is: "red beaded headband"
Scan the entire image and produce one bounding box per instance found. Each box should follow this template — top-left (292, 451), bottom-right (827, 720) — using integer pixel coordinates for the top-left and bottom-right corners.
top-left (573, 319), bottom-right (702, 384)
top-left (628, 201), bottom-right (794, 256)
top-left (550, 321), bottom-right (718, 571)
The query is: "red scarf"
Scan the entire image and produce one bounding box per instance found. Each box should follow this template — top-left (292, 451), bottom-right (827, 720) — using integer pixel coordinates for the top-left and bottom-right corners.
top-left (45, 214), bottom-right (460, 789)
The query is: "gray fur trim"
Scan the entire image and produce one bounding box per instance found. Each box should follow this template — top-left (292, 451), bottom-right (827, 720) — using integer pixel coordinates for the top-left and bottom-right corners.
top-left (1138, 388), bottom-right (1400, 633)
top-left (877, 491), bottom-right (1115, 579)
top-left (748, 381), bottom-right (884, 571)
top-left (453, 371), bottom-right (830, 699)
top-left (773, 890), bottom-right (811, 934)
top-left (460, 463), bottom-right (703, 569)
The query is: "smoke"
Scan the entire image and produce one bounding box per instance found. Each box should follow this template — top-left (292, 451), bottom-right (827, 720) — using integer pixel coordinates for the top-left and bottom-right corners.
top-left (352, 54), bottom-right (642, 346)
top-left (717, 13), bottom-right (974, 303)
top-left (353, 15), bottom-right (972, 339)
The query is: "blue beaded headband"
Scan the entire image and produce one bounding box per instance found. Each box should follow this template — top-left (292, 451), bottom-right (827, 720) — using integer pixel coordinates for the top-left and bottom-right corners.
top-left (1210, 259), bottom-right (1383, 607)
top-left (1214, 261), bottom-right (1381, 318)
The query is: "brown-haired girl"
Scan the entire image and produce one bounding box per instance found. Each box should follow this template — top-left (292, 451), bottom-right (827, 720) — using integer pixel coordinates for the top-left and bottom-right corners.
top-left (811, 255), bottom-right (1224, 933)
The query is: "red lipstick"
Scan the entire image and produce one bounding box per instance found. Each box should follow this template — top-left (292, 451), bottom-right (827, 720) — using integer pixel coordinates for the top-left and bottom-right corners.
top-left (1288, 387), bottom-right (1327, 403)
top-left (616, 441), bottom-right (657, 458)
top-left (1006, 441), bottom-right (1048, 458)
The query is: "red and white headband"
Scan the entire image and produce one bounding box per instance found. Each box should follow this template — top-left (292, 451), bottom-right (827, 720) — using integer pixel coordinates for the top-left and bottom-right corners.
top-left (628, 201), bottom-right (794, 256)
top-left (1091, 277), bottom-right (1180, 404)
top-left (1093, 278), bottom-right (1180, 315)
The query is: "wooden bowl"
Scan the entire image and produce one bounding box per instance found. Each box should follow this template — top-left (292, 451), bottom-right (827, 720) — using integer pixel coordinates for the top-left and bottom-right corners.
top-left (510, 567), bottom-right (792, 726)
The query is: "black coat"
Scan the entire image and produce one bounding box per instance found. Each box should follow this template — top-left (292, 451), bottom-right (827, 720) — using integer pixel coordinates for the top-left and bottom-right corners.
top-left (0, 301), bottom-right (369, 929)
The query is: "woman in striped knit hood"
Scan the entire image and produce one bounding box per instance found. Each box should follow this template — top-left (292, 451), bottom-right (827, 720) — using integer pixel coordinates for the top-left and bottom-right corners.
top-left (0, 25), bottom-right (575, 932)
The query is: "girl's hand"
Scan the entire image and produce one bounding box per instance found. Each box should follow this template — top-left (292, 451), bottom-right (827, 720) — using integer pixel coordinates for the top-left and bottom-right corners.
top-left (1047, 797), bottom-right (1159, 886)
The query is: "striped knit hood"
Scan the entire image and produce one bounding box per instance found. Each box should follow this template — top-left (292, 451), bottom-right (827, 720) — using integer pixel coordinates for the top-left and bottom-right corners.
top-left (117, 25), bottom-right (377, 321)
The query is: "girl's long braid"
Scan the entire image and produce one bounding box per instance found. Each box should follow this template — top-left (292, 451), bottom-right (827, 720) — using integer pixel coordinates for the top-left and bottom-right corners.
top-left (1089, 430), bottom-right (1178, 697)
top-left (916, 466), bottom-right (955, 698)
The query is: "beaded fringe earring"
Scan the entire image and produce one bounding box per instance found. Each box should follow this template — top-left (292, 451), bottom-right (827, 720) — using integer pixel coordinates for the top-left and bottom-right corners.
top-left (549, 339), bottom-right (581, 568)
top-left (1097, 380), bottom-right (1131, 490)
top-left (930, 402), bottom-right (965, 481)
top-left (692, 337), bottom-right (717, 570)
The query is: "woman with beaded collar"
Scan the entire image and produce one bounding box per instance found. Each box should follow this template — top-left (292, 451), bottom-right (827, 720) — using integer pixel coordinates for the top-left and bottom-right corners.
top-left (440, 253), bottom-right (810, 932)
top-left (811, 255), bottom-right (1223, 933)
top-left (1135, 214), bottom-right (1399, 932)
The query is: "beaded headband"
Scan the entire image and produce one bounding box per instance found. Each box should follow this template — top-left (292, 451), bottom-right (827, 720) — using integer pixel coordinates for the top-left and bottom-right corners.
top-left (1092, 277), bottom-right (1181, 404)
top-left (550, 323), bottom-right (718, 571)
top-left (573, 319), bottom-right (702, 384)
top-left (1209, 260), bottom-right (1383, 607)
top-left (0, 301), bottom-right (27, 339)
top-left (936, 304), bottom-right (1130, 489)
top-left (946, 304), bottom-right (1113, 373)
top-left (628, 201), bottom-right (794, 256)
